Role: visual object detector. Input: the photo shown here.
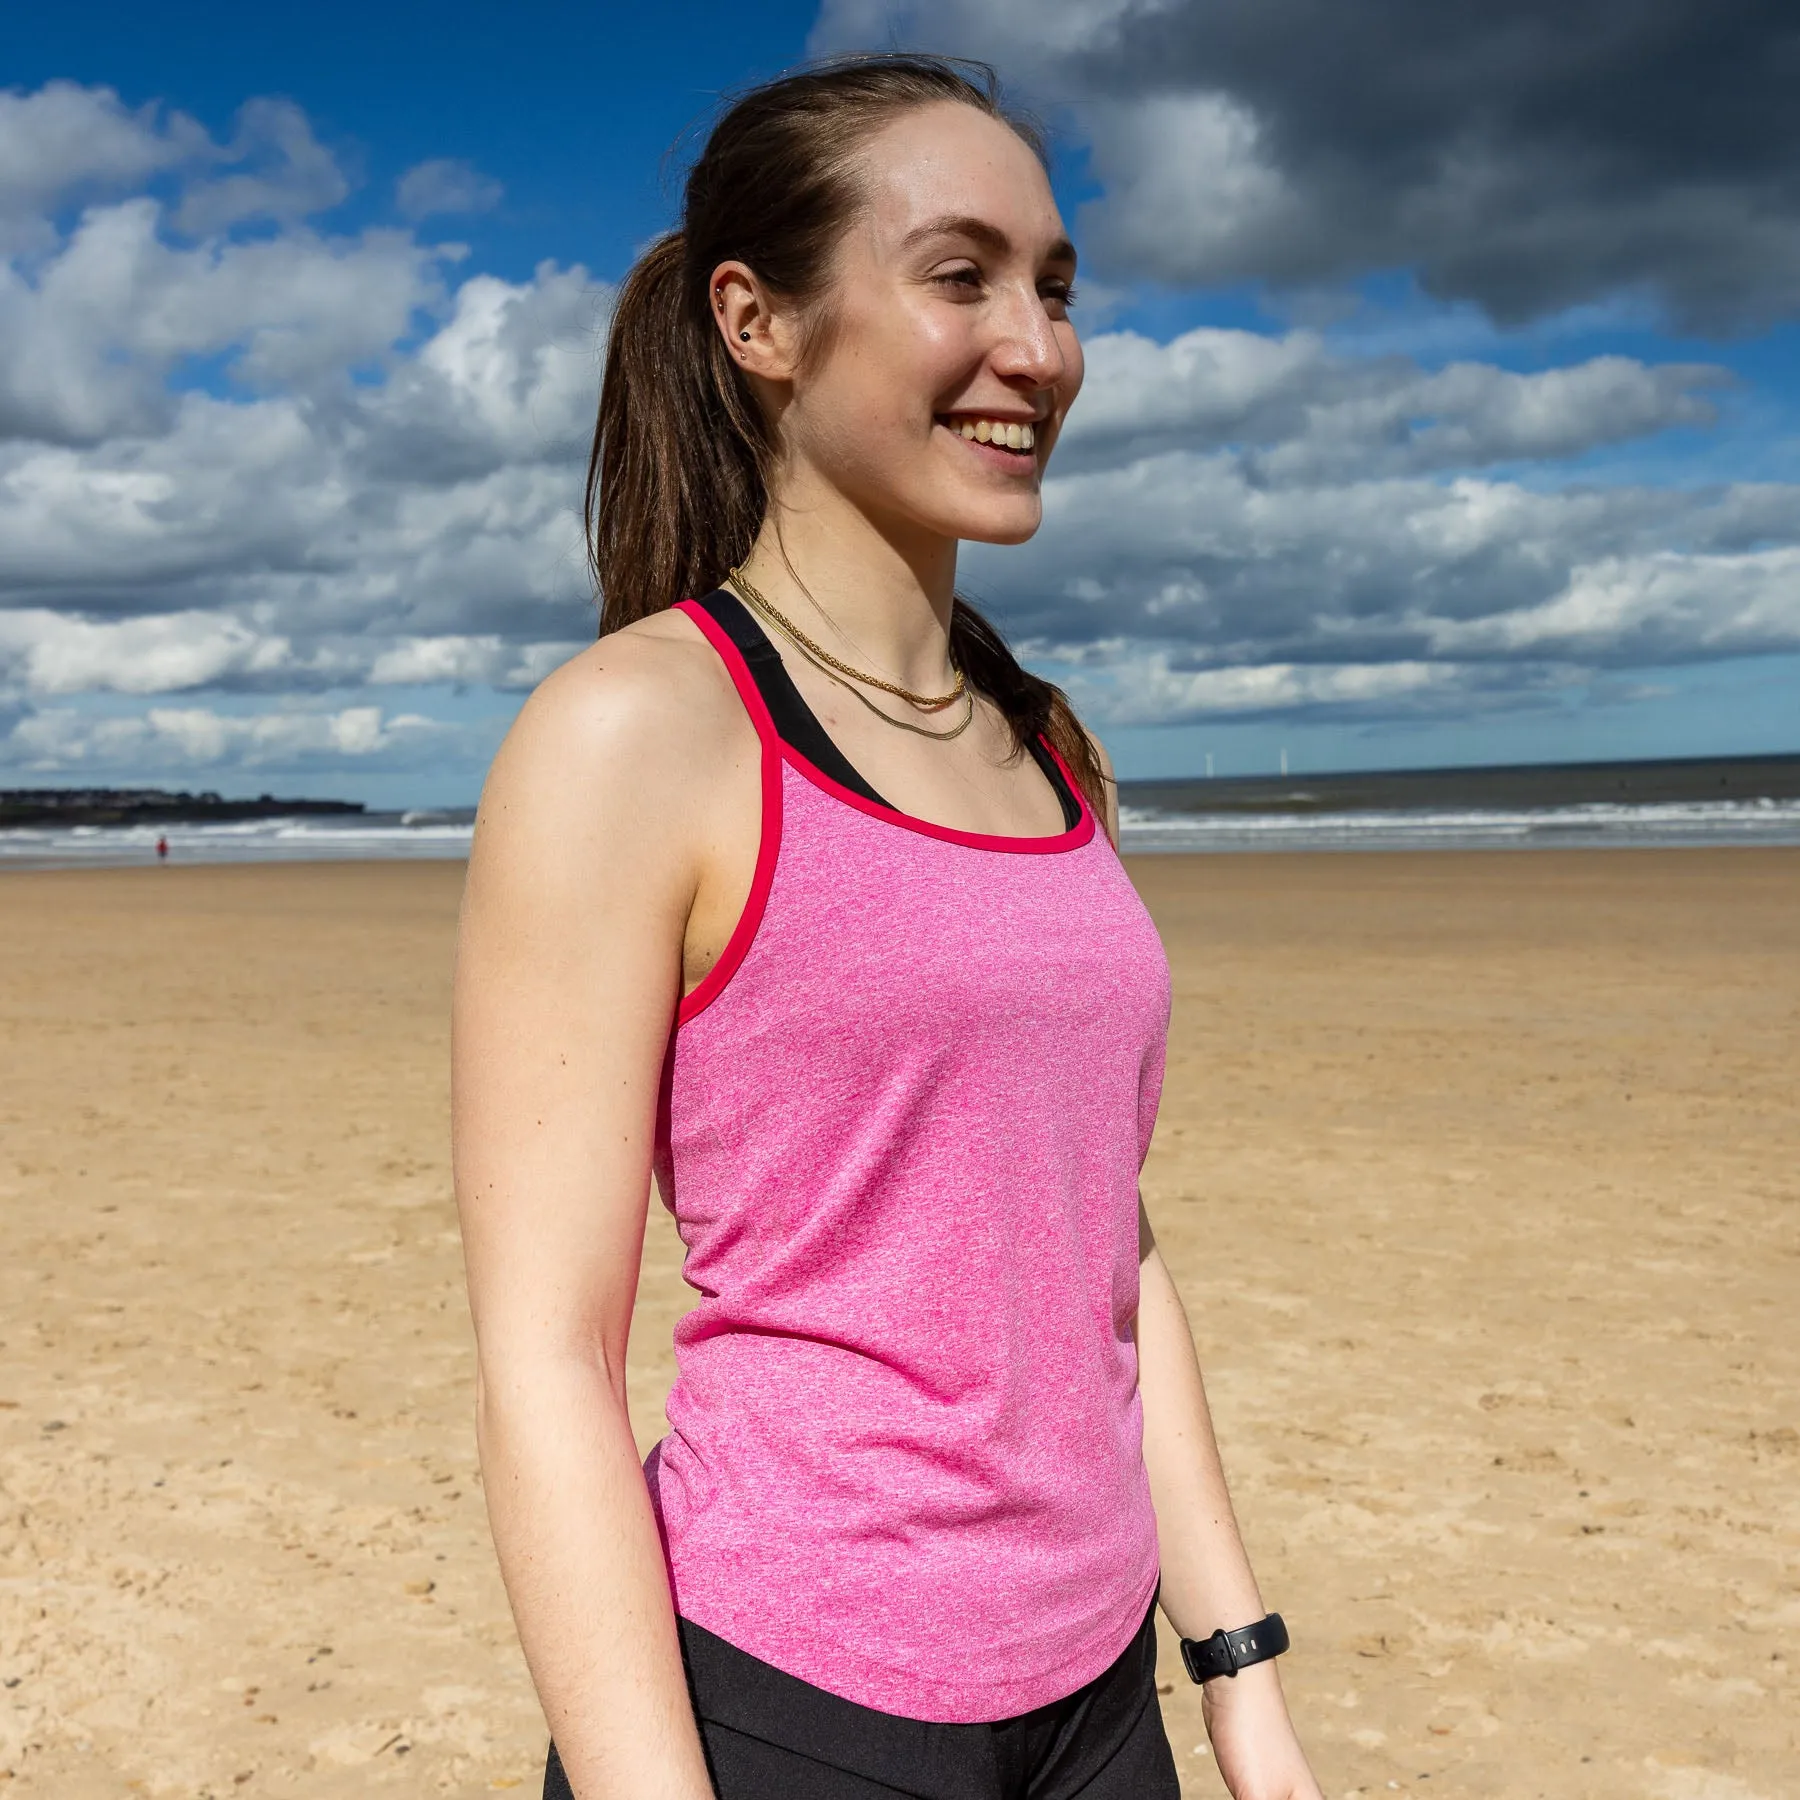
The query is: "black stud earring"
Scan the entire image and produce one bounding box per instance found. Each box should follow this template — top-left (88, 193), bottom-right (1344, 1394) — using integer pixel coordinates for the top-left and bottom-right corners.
top-left (739, 330), bottom-right (751, 342)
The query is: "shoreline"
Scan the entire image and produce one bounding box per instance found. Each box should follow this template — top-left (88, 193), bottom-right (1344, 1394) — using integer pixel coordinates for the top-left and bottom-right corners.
top-left (5, 828), bottom-right (1800, 874)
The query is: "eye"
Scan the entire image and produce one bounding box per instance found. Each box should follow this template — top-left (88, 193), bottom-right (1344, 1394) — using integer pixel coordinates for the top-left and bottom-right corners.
top-left (932, 264), bottom-right (984, 293)
top-left (1041, 280), bottom-right (1078, 313)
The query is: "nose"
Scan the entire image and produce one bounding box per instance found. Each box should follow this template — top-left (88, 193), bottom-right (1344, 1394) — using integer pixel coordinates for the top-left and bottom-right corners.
top-left (989, 281), bottom-right (1066, 396)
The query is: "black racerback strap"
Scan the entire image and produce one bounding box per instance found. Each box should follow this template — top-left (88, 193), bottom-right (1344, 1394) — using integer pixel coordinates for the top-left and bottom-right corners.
top-left (691, 588), bottom-right (1081, 831)
top-left (693, 588), bottom-right (889, 806)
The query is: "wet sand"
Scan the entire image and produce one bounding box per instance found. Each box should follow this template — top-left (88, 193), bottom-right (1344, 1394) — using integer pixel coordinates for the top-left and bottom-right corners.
top-left (0, 851), bottom-right (1795, 1798)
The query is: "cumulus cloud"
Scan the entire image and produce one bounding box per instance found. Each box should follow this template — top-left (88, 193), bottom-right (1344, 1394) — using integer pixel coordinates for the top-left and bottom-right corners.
top-left (396, 157), bottom-right (504, 220)
top-left (937, 319), bottom-right (1800, 723)
top-left (0, 608), bottom-right (295, 695)
top-left (169, 98), bottom-right (351, 236)
top-left (4, 77), bottom-right (1798, 785)
top-left (0, 82), bottom-right (208, 251)
top-left (1427, 545), bottom-right (1800, 662)
top-left (1067, 648), bottom-right (1476, 729)
top-left (1059, 327), bottom-right (1730, 480)
top-left (3, 701), bottom-right (467, 774)
top-left (365, 635), bottom-right (583, 690)
top-left (0, 84), bottom-right (610, 780)
top-left (964, 448), bottom-right (1800, 728)
top-left (813, 0), bottom-right (1800, 331)
top-left (0, 202), bottom-right (450, 443)
top-left (948, 322), bottom-right (1800, 710)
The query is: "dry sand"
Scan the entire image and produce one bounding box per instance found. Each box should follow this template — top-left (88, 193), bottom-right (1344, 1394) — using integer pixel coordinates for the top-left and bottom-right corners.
top-left (0, 850), bottom-right (1795, 1799)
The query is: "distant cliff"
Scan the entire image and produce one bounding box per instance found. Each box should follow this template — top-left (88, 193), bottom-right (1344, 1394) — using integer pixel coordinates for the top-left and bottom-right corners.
top-left (0, 788), bottom-right (366, 828)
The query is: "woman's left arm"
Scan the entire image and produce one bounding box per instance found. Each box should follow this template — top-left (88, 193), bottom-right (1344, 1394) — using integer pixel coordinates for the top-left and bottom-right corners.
top-left (1136, 1212), bottom-right (1324, 1800)
top-left (1089, 730), bottom-right (1324, 1799)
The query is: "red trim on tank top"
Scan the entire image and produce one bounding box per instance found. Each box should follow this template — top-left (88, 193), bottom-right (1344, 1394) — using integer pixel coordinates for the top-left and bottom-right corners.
top-left (670, 598), bottom-right (1098, 1023)
top-left (675, 596), bottom-right (1095, 854)
top-left (674, 601), bottom-right (784, 1026)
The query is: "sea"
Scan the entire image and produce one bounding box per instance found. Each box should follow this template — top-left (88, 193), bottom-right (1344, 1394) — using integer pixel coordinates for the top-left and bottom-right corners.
top-left (1117, 752), bottom-right (1800, 853)
top-left (1116, 795), bottom-right (1800, 853)
top-left (0, 809), bottom-right (479, 869)
top-left (3, 756), bottom-right (1799, 867)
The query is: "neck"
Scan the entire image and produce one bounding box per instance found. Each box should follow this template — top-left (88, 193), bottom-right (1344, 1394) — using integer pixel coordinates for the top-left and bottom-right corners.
top-left (737, 472), bottom-right (959, 693)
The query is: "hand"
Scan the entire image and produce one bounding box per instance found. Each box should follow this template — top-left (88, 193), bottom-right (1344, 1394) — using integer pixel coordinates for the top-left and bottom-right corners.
top-left (1199, 1662), bottom-right (1325, 1800)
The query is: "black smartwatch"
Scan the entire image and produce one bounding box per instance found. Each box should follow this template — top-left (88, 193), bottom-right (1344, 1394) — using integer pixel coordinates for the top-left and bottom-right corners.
top-left (1179, 1613), bottom-right (1289, 1683)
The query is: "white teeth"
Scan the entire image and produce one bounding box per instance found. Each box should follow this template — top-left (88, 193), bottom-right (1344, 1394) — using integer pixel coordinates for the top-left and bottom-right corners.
top-left (950, 418), bottom-right (1038, 450)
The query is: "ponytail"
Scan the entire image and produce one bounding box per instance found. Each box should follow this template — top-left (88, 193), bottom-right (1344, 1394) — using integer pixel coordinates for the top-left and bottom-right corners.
top-left (584, 55), bottom-right (1112, 823)
top-left (586, 231), bottom-right (766, 626)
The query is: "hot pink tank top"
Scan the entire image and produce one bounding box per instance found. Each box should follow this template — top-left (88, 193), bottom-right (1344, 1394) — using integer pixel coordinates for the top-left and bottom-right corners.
top-left (644, 599), bottom-right (1172, 1723)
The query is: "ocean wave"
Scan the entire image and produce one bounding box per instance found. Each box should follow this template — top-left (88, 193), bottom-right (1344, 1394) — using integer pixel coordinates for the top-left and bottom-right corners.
top-left (0, 811), bottom-right (475, 867)
top-left (1117, 795), bottom-right (1800, 852)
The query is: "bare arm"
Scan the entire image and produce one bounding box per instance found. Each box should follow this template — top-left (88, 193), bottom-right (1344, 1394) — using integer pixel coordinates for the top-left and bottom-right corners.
top-left (452, 629), bottom-right (751, 1800)
top-left (1089, 727), bottom-right (1322, 1798)
top-left (1137, 1218), bottom-right (1321, 1798)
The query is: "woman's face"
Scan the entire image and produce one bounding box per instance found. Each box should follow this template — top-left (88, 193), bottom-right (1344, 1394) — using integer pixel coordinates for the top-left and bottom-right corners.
top-left (761, 101), bottom-right (1084, 548)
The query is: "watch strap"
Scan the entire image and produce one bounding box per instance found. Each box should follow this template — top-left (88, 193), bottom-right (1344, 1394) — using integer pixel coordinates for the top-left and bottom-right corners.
top-left (1179, 1612), bottom-right (1289, 1683)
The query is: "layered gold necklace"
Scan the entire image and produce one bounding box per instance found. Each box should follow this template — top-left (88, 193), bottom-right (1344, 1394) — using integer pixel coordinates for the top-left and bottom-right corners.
top-left (726, 563), bottom-right (975, 741)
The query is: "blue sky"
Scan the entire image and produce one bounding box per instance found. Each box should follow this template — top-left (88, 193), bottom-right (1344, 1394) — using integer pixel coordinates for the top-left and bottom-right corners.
top-left (2, 0), bottom-right (1797, 805)
top-left (5, 0), bottom-right (823, 288)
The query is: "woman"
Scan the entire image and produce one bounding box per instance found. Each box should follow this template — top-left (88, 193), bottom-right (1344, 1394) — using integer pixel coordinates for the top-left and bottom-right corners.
top-left (453, 54), bottom-right (1323, 1800)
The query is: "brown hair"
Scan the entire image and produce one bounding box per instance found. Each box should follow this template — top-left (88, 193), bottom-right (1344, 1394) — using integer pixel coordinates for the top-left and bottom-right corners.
top-left (583, 52), bottom-right (1108, 819)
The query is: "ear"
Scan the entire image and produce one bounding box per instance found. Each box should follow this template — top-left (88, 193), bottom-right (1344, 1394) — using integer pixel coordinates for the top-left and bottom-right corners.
top-left (708, 260), bottom-right (799, 382)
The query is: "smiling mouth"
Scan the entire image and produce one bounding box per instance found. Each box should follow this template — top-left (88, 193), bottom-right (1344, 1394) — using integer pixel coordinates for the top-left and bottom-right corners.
top-left (938, 414), bottom-right (1037, 455)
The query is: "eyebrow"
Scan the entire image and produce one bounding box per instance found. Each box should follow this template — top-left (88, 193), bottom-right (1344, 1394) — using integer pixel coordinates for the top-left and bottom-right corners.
top-left (901, 213), bottom-right (1078, 271)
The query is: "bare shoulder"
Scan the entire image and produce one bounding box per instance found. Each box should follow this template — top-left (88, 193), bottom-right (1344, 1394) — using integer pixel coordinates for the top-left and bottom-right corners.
top-left (469, 608), bottom-right (750, 897)
top-left (501, 609), bottom-right (739, 773)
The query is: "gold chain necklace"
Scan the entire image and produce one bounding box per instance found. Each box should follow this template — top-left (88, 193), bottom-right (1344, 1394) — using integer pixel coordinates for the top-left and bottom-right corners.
top-left (727, 564), bottom-right (964, 711)
top-left (774, 618), bottom-right (977, 741)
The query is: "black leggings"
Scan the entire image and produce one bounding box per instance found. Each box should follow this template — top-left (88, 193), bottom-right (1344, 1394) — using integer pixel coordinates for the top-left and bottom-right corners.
top-left (544, 1590), bottom-right (1180, 1799)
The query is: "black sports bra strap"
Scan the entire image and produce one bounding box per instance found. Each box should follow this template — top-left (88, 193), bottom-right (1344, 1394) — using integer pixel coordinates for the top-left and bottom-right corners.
top-left (1026, 737), bottom-right (1084, 833)
top-left (691, 588), bottom-right (1082, 832)
top-left (693, 589), bottom-right (889, 807)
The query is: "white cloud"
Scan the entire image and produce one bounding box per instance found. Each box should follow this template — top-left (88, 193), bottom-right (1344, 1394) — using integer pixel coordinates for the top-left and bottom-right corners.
top-left (1426, 546), bottom-right (1800, 660)
top-left (1060, 327), bottom-right (1727, 478)
top-left (169, 98), bottom-right (350, 236)
top-left (2, 77), bottom-right (1797, 783)
top-left (1077, 92), bottom-right (1300, 285)
top-left (366, 634), bottom-right (584, 690)
top-left (396, 158), bottom-right (504, 220)
top-left (1065, 648), bottom-right (1467, 727)
top-left (0, 608), bottom-right (293, 695)
top-left (3, 702), bottom-right (462, 773)
top-left (0, 200), bottom-right (451, 444)
top-left (966, 446), bottom-right (1800, 721)
top-left (0, 248), bottom-right (603, 616)
top-left (0, 82), bottom-right (207, 251)
top-left (360, 262), bottom-right (604, 473)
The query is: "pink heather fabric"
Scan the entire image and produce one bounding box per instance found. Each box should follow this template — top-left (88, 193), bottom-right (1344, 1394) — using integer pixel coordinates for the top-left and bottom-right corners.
top-left (644, 600), bottom-right (1172, 1722)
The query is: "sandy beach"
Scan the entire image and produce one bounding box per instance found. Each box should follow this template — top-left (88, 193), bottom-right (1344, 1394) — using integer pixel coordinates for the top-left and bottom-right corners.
top-left (1, 849), bottom-right (1795, 1799)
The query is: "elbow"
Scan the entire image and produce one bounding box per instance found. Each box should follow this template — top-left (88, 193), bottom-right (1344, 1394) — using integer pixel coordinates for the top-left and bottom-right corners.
top-left (471, 1332), bottom-right (632, 1454)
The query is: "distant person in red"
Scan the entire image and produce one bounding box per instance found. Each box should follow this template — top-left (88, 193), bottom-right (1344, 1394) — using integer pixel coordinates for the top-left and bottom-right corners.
top-left (155, 835), bottom-right (169, 861)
